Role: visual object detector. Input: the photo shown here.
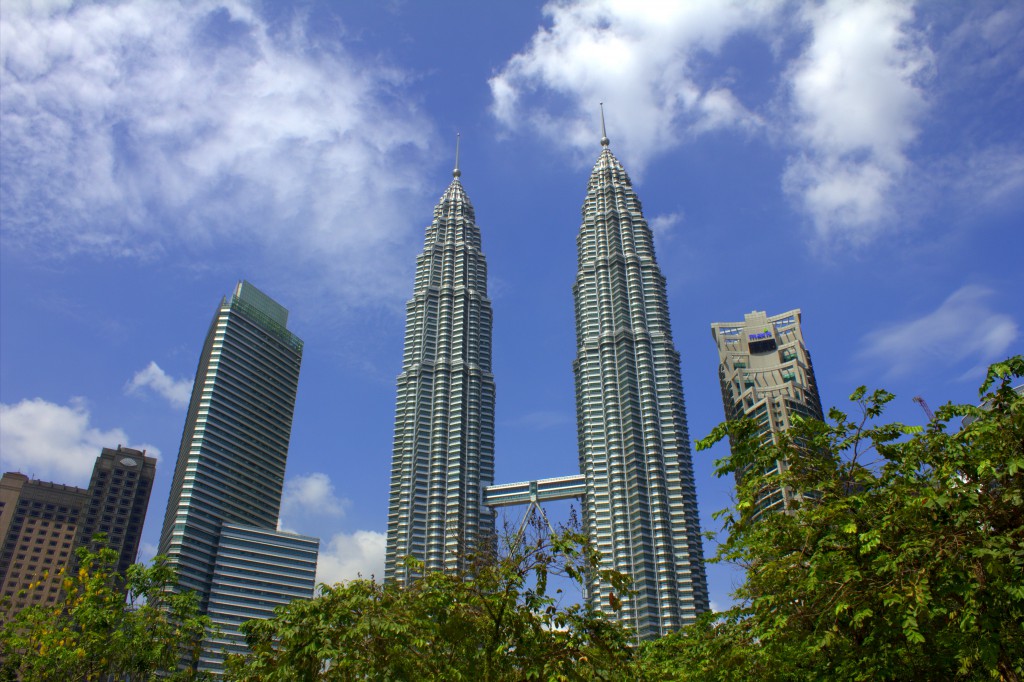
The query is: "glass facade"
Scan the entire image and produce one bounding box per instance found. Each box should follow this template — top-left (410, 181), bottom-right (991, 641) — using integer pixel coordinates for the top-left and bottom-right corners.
top-left (158, 281), bottom-right (313, 675)
top-left (198, 524), bottom-right (318, 674)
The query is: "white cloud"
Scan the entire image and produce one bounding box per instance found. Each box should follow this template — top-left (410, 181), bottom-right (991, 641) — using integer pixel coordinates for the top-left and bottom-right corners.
top-left (0, 0), bottom-right (432, 307)
top-left (489, 0), bottom-right (777, 170)
top-left (277, 472), bottom-right (378, 584)
top-left (0, 397), bottom-right (159, 485)
top-left (281, 472), bottom-right (349, 521)
top-left (649, 211), bottom-right (682, 237)
top-left (782, 0), bottom-right (932, 241)
top-left (859, 285), bottom-right (1019, 378)
top-left (125, 361), bottom-right (192, 408)
top-left (316, 530), bottom-right (386, 584)
top-left (491, 0), bottom-right (945, 244)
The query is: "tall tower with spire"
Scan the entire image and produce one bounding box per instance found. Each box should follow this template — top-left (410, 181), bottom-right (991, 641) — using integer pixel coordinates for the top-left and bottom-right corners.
top-left (573, 109), bottom-right (709, 639)
top-left (386, 140), bottom-right (496, 583)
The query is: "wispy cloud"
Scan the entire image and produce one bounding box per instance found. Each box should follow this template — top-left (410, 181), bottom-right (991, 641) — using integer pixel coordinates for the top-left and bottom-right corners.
top-left (126, 361), bottom-right (192, 408)
top-left (945, 147), bottom-right (1024, 211)
top-left (138, 542), bottom-right (159, 565)
top-left (649, 212), bottom-right (682, 238)
top-left (859, 285), bottom-right (1019, 379)
top-left (316, 529), bottom-right (386, 584)
top-left (281, 472), bottom-right (349, 522)
top-left (0, 397), bottom-right (159, 485)
top-left (0, 0), bottom-right (433, 308)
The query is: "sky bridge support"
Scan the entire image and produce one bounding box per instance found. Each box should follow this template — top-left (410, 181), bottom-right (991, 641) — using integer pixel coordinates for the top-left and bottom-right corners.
top-left (483, 474), bottom-right (586, 538)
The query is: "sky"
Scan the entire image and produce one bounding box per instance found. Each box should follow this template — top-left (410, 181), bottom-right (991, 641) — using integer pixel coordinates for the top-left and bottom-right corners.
top-left (1, 0), bottom-right (1021, 612)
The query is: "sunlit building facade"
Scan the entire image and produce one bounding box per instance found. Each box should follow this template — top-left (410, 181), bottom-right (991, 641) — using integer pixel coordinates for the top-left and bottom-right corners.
top-left (385, 160), bottom-right (496, 583)
top-left (0, 446), bottom-right (155, 611)
top-left (711, 309), bottom-right (824, 519)
top-left (573, 131), bottom-right (709, 640)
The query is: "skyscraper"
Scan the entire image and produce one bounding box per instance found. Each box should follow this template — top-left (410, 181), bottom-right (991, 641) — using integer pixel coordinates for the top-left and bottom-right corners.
top-left (386, 150), bottom-right (496, 583)
top-left (0, 446), bottom-right (155, 611)
top-left (75, 446), bottom-right (156, 576)
top-left (573, 124), bottom-right (709, 639)
top-left (711, 309), bottom-right (824, 519)
top-left (158, 281), bottom-right (316, 675)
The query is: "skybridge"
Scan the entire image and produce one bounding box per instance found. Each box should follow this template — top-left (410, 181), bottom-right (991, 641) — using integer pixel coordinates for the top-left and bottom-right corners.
top-left (483, 474), bottom-right (586, 507)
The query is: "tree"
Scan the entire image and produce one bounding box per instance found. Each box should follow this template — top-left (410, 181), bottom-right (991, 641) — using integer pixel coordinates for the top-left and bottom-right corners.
top-left (225, 516), bottom-right (635, 681)
top-left (0, 540), bottom-right (212, 681)
top-left (639, 356), bottom-right (1024, 681)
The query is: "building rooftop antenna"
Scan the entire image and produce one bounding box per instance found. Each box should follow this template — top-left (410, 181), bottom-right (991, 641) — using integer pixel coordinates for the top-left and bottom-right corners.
top-left (600, 103), bottom-right (609, 147)
top-left (453, 133), bottom-right (461, 178)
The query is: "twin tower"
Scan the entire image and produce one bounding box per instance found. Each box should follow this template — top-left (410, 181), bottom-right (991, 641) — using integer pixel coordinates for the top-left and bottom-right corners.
top-left (385, 130), bottom-right (709, 640)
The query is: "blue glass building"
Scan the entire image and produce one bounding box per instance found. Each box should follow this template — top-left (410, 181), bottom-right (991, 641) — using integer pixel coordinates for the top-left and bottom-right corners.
top-left (158, 281), bottom-right (315, 675)
top-left (198, 524), bottom-right (318, 673)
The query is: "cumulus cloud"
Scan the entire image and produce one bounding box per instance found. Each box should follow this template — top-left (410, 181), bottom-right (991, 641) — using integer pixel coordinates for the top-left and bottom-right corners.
top-left (281, 472), bottom-right (349, 521)
top-left (859, 285), bottom-right (1018, 378)
top-left (783, 0), bottom-right (932, 241)
top-left (0, 0), bottom-right (432, 307)
top-left (277, 473), bottom-right (378, 584)
top-left (490, 0), bottom-right (950, 243)
top-left (125, 361), bottom-right (192, 408)
top-left (489, 0), bottom-right (775, 170)
top-left (0, 397), bottom-right (159, 485)
top-left (316, 530), bottom-right (386, 584)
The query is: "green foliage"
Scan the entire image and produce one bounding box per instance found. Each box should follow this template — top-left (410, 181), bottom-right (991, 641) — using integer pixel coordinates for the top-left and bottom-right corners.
top-left (0, 539), bottom-right (212, 681)
top-left (639, 356), bottom-right (1024, 681)
top-left (225, 517), bottom-right (635, 681)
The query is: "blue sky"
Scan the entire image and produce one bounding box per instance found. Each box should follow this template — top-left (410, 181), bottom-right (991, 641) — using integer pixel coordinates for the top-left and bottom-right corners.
top-left (1, 0), bottom-right (1021, 611)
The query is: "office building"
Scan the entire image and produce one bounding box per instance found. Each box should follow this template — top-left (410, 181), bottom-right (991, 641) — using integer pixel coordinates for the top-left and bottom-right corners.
top-left (75, 446), bottom-right (156, 575)
top-left (572, 124), bottom-right (709, 639)
top-left (158, 280), bottom-right (315, 675)
top-left (0, 475), bottom-right (88, 609)
top-left (711, 309), bottom-right (824, 519)
top-left (198, 524), bottom-right (318, 672)
top-left (385, 152), bottom-right (496, 583)
top-left (0, 446), bottom-right (155, 610)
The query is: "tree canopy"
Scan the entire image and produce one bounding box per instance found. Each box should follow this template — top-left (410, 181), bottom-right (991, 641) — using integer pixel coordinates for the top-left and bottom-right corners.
top-left (225, 518), bottom-right (635, 681)
top-left (640, 356), bottom-right (1024, 681)
top-left (0, 541), bottom-right (212, 681)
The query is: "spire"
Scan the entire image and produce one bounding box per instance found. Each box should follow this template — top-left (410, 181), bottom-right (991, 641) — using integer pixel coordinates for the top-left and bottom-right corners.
top-left (599, 103), bottom-right (609, 147)
top-left (453, 133), bottom-right (461, 178)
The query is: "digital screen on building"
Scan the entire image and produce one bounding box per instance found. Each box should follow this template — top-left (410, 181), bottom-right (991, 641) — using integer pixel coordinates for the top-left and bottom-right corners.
top-left (749, 338), bottom-right (777, 354)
